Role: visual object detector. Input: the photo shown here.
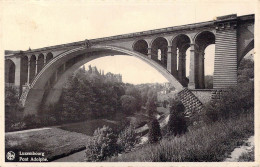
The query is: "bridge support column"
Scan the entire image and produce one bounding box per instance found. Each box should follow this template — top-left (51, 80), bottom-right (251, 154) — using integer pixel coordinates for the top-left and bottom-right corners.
top-left (63, 63), bottom-right (66, 71)
top-left (148, 48), bottom-right (152, 59)
top-left (35, 55), bottom-right (38, 75)
top-left (167, 45), bottom-right (177, 76)
top-left (188, 43), bottom-right (196, 89)
top-left (27, 56), bottom-right (31, 84)
top-left (55, 70), bottom-right (58, 82)
top-left (198, 51), bottom-right (205, 89)
top-left (214, 16), bottom-right (238, 88)
top-left (178, 51), bottom-right (184, 83)
top-left (43, 54), bottom-right (47, 65)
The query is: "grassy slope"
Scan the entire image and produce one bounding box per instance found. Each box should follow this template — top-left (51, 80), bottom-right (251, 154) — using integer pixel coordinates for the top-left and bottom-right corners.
top-left (59, 119), bottom-right (117, 136)
top-left (108, 113), bottom-right (254, 162)
top-left (5, 128), bottom-right (91, 161)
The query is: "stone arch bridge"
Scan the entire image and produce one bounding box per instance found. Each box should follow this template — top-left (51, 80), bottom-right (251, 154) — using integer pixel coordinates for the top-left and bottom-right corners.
top-left (5, 14), bottom-right (254, 115)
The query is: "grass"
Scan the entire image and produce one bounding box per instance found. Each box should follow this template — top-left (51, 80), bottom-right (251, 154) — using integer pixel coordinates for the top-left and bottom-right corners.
top-left (59, 119), bottom-right (118, 136)
top-left (108, 112), bottom-right (254, 162)
top-left (5, 128), bottom-right (91, 161)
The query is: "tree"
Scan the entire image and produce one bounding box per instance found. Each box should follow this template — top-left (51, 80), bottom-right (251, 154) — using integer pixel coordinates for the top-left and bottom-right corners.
top-left (85, 126), bottom-right (118, 161)
top-left (117, 124), bottom-right (139, 152)
top-left (5, 87), bottom-right (24, 131)
top-left (125, 86), bottom-right (142, 111)
top-left (167, 100), bottom-right (188, 136)
top-left (146, 89), bottom-right (157, 117)
top-left (148, 118), bottom-right (162, 143)
top-left (120, 95), bottom-right (137, 114)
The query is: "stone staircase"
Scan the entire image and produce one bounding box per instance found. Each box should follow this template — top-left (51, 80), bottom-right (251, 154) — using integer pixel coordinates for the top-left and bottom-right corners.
top-left (178, 88), bottom-right (204, 116)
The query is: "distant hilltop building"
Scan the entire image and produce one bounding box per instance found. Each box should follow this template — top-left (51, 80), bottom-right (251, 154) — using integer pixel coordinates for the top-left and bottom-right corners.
top-left (105, 72), bottom-right (122, 83)
top-left (87, 65), bottom-right (122, 83)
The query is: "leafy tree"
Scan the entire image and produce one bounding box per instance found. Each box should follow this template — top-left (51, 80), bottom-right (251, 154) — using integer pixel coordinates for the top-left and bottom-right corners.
top-left (167, 100), bottom-right (188, 136)
top-left (5, 87), bottom-right (23, 131)
top-left (125, 86), bottom-right (142, 111)
top-left (148, 118), bottom-right (162, 144)
top-left (120, 95), bottom-right (137, 114)
top-left (85, 126), bottom-right (118, 161)
top-left (117, 124), bottom-right (139, 152)
top-left (140, 85), bottom-right (150, 106)
top-left (146, 89), bottom-right (157, 117)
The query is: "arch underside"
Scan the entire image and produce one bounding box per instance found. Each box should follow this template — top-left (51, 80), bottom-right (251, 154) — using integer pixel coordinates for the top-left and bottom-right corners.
top-left (24, 45), bottom-right (184, 115)
top-left (238, 39), bottom-right (254, 65)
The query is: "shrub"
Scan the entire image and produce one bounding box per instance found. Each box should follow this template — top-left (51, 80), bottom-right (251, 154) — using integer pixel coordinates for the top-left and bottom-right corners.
top-left (108, 112), bottom-right (254, 162)
top-left (85, 125), bottom-right (118, 161)
top-left (148, 118), bottom-right (162, 144)
top-left (5, 86), bottom-right (24, 131)
top-left (167, 100), bottom-right (188, 136)
top-left (204, 81), bottom-right (254, 123)
top-left (117, 124), bottom-right (140, 152)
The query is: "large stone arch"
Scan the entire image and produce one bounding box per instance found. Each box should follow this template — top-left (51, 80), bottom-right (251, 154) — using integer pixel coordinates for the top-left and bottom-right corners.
top-left (5, 59), bottom-right (15, 84)
top-left (23, 45), bottom-right (184, 115)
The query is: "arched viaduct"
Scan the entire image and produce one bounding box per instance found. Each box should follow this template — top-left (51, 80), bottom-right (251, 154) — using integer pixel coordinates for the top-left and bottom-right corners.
top-left (5, 14), bottom-right (254, 115)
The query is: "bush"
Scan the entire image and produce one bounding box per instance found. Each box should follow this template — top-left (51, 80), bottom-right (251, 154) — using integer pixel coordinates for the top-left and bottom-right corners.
top-left (5, 86), bottom-right (24, 131)
top-left (148, 118), bottom-right (162, 144)
top-left (85, 125), bottom-right (118, 161)
top-left (117, 124), bottom-right (140, 152)
top-left (204, 81), bottom-right (254, 123)
top-left (108, 112), bottom-right (254, 162)
top-left (167, 100), bottom-right (188, 136)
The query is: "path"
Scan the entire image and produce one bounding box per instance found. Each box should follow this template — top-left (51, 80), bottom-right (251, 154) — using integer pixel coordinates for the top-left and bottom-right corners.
top-left (224, 135), bottom-right (254, 162)
top-left (5, 127), bottom-right (52, 135)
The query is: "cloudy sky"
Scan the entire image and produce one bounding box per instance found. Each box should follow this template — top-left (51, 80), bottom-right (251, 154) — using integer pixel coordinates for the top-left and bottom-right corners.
top-left (2, 0), bottom-right (256, 84)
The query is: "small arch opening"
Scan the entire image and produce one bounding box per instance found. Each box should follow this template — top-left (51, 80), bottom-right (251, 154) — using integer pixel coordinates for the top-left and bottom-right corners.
top-left (46, 52), bottom-right (54, 64)
top-left (151, 37), bottom-right (168, 67)
top-left (5, 59), bottom-right (15, 84)
top-left (133, 40), bottom-right (148, 55)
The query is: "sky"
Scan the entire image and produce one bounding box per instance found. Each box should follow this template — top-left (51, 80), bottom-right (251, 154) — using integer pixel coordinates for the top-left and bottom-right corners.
top-left (1, 0), bottom-right (256, 84)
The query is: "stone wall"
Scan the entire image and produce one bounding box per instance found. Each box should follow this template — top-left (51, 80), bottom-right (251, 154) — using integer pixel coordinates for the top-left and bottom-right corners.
top-left (178, 88), bottom-right (204, 116)
top-left (190, 89), bottom-right (212, 105)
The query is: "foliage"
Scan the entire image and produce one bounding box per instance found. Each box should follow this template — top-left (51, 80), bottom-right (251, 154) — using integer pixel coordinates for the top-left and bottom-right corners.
top-left (146, 89), bottom-right (158, 117)
top-left (108, 112), bottom-right (254, 162)
top-left (5, 87), bottom-right (24, 131)
top-left (148, 118), bottom-right (162, 144)
top-left (167, 100), bottom-right (188, 136)
top-left (125, 86), bottom-right (142, 111)
top-left (117, 124), bottom-right (140, 152)
top-left (46, 68), bottom-right (126, 123)
top-left (85, 125), bottom-right (118, 161)
top-left (204, 75), bottom-right (213, 89)
top-left (203, 58), bottom-right (254, 123)
top-left (120, 95), bottom-right (137, 114)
